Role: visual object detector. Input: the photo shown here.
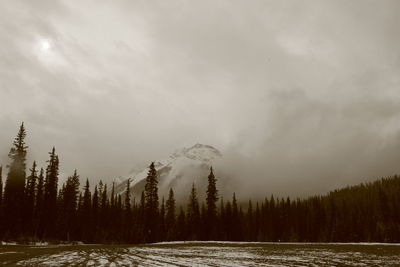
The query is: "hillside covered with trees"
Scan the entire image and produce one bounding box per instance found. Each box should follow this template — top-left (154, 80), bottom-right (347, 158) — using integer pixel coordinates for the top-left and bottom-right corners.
top-left (0, 123), bottom-right (399, 243)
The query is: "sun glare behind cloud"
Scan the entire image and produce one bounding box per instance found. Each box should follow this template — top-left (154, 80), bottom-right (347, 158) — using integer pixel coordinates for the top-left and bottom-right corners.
top-left (33, 37), bottom-right (67, 68)
top-left (40, 40), bottom-right (51, 51)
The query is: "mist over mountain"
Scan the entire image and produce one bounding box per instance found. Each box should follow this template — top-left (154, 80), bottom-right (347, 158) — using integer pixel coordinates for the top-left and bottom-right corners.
top-left (115, 143), bottom-right (241, 202)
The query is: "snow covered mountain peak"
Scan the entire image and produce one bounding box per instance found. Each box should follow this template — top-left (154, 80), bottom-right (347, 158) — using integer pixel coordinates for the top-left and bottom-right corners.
top-left (116, 143), bottom-right (222, 200)
top-left (171, 143), bottom-right (222, 163)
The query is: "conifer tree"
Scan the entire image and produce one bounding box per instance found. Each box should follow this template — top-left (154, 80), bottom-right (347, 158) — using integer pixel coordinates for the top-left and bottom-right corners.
top-left (159, 197), bottom-right (166, 241)
top-left (135, 191), bottom-right (146, 242)
top-left (92, 185), bottom-right (99, 240)
top-left (187, 183), bottom-right (200, 240)
top-left (100, 183), bottom-right (108, 238)
top-left (43, 147), bottom-right (59, 238)
top-left (75, 192), bottom-right (83, 240)
top-left (165, 188), bottom-right (176, 241)
top-left (199, 203), bottom-right (207, 240)
top-left (56, 184), bottom-right (66, 239)
top-left (123, 179), bottom-right (132, 241)
top-left (246, 200), bottom-right (255, 241)
top-left (24, 161), bottom-right (38, 235)
top-left (206, 166), bottom-right (218, 239)
top-left (115, 194), bottom-right (123, 241)
top-left (224, 200), bottom-right (233, 240)
top-left (62, 170), bottom-right (80, 241)
top-left (81, 179), bottom-right (92, 242)
top-left (101, 184), bottom-right (108, 210)
top-left (176, 206), bottom-right (186, 240)
top-left (231, 193), bottom-right (242, 240)
top-left (34, 168), bottom-right (45, 238)
top-left (144, 162), bottom-right (159, 242)
top-left (218, 197), bottom-right (225, 239)
top-left (3, 123), bottom-right (27, 237)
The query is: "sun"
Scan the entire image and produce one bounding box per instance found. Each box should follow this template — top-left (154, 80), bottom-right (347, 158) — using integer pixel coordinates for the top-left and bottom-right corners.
top-left (40, 40), bottom-right (51, 51)
top-left (34, 37), bottom-right (65, 67)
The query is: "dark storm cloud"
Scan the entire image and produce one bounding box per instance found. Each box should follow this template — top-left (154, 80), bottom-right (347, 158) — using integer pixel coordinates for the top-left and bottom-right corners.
top-left (1, 0), bottom-right (400, 195)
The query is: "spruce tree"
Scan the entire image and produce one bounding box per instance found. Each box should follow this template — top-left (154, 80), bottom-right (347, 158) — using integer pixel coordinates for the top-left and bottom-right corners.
top-left (3, 123), bottom-right (27, 237)
top-left (165, 188), bottom-right (176, 241)
top-left (176, 207), bottom-right (186, 240)
top-left (99, 183), bottom-right (108, 239)
top-left (34, 168), bottom-right (45, 238)
top-left (144, 162), bottom-right (159, 242)
top-left (231, 193), bottom-right (242, 241)
top-left (218, 197), bottom-right (225, 240)
top-left (159, 197), bottom-right (166, 241)
top-left (43, 147), bottom-right (59, 238)
top-left (123, 179), bottom-right (132, 241)
top-left (81, 179), bottom-right (92, 242)
top-left (136, 191), bottom-right (146, 242)
top-left (24, 161), bottom-right (38, 235)
top-left (224, 200), bottom-right (232, 240)
top-left (63, 170), bottom-right (80, 241)
top-left (101, 183), bottom-right (108, 210)
top-left (206, 166), bottom-right (218, 239)
top-left (92, 185), bottom-right (99, 241)
top-left (199, 203), bottom-right (207, 240)
top-left (187, 183), bottom-right (200, 240)
top-left (115, 194), bottom-right (123, 241)
top-left (76, 192), bottom-right (83, 240)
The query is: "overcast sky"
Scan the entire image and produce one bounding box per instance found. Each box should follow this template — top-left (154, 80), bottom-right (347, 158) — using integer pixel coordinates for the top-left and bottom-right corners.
top-left (1, 0), bottom-right (400, 196)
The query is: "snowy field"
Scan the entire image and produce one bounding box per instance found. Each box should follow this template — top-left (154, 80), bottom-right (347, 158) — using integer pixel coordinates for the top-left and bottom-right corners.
top-left (1, 242), bottom-right (400, 266)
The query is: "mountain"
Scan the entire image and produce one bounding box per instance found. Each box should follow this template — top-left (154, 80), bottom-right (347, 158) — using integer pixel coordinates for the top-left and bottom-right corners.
top-left (115, 144), bottom-right (223, 202)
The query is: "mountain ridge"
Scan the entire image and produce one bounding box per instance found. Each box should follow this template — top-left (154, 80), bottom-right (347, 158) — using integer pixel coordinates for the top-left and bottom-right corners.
top-left (115, 143), bottom-right (223, 201)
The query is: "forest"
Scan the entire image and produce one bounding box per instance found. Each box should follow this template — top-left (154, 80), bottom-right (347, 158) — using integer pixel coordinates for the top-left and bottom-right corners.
top-left (0, 123), bottom-right (399, 244)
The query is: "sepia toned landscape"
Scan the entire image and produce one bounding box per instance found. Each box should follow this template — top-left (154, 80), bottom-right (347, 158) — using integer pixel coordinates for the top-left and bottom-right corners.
top-left (1, 0), bottom-right (400, 266)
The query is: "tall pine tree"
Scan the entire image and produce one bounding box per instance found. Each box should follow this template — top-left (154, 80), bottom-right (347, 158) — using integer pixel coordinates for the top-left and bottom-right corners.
top-left (123, 179), bottom-right (132, 242)
top-left (206, 166), bottom-right (218, 240)
top-left (187, 183), bottom-right (200, 240)
top-left (3, 123), bottom-right (27, 238)
top-left (81, 179), bottom-right (92, 242)
top-left (62, 170), bottom-right (80, 241)
top-left (43, 147), bottom-right (59, 238)
top-left (24, 161), bottom-right (37, 236)
top-left (165, 188), bottom-right (176, 241)
top-left (35, 168), bottom-right (45, 238)
top-left (144, 162), bottom-right (159, 242)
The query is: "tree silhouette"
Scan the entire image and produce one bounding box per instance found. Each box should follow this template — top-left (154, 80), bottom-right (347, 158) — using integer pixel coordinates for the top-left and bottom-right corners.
top-left (206, 167), bottom-right (218, 240)
top-left (187, 183), bottom-right (200, 240)
top-left (24, 161), bottom-right (37, 236)
top-left (3, 122), bottom-right (27, 238)
top-left (43, 147), bottom-right (59, 239)
top-left (144, 162), bottom-right (159, 242)
top-left (165, 188), bottom-right (176, 241)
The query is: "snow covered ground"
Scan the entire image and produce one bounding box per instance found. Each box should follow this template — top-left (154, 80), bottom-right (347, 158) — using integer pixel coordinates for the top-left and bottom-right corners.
top-left (1, 242), bottom-right (399, 266)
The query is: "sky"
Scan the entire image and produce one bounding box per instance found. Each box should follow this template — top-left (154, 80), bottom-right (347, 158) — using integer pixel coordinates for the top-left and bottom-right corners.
top-left (1, 0), bottom-right (400, 196)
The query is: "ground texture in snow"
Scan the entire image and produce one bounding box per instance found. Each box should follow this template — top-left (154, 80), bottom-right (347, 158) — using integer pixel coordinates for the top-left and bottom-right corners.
top-left (0, 242), bottom-right (399, 266)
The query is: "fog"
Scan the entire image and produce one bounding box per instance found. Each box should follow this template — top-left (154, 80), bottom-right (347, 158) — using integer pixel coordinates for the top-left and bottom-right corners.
top-left (1, 0), bottom-right (400, 196)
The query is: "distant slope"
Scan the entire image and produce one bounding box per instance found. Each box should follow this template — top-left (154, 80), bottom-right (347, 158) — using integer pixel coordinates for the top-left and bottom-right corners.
top-left (115, 143), bottom-right (223, 201)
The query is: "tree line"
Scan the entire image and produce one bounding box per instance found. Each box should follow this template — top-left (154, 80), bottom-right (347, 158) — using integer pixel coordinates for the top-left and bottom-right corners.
top-left (0, 123), bottom-right (399, 243)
